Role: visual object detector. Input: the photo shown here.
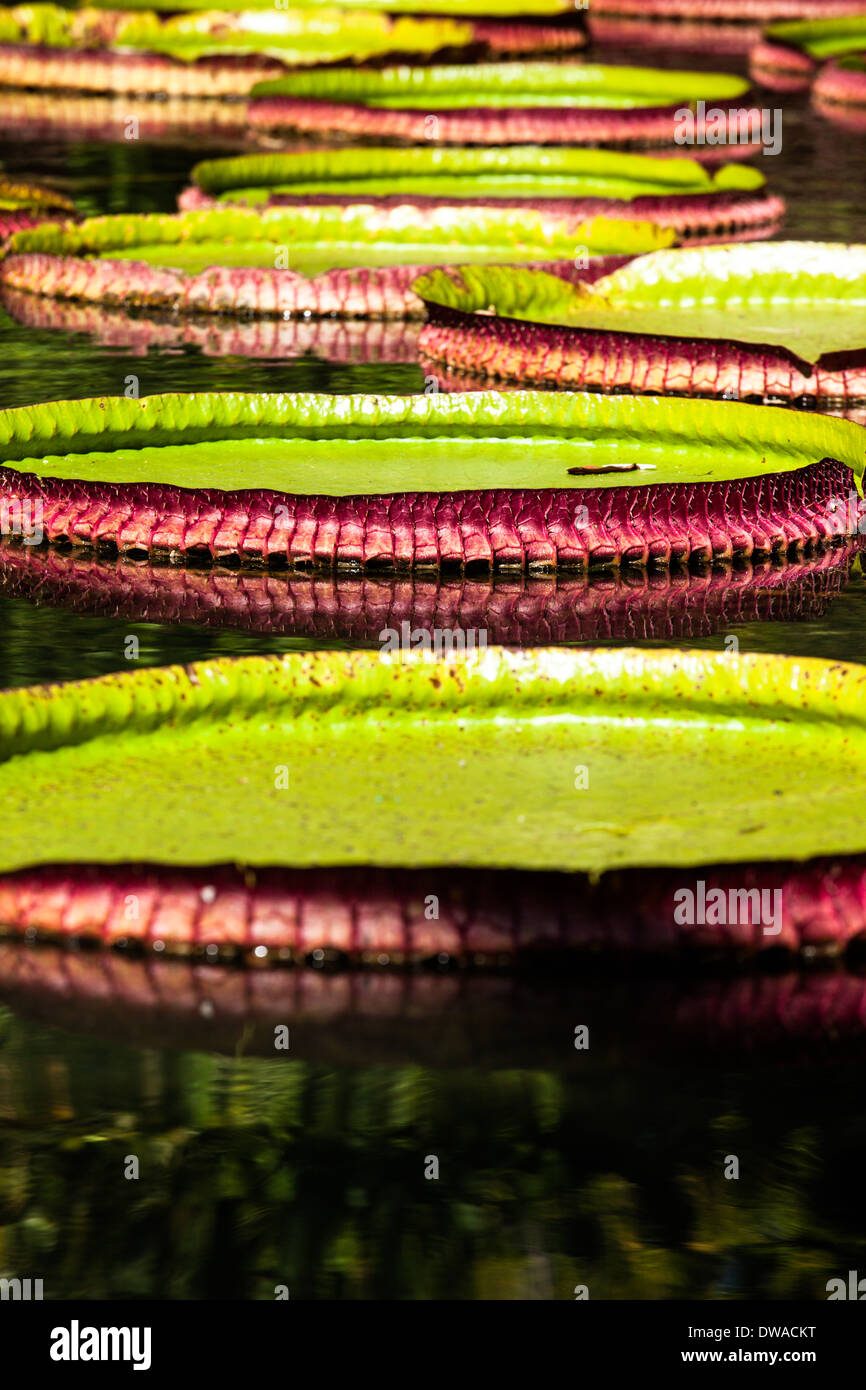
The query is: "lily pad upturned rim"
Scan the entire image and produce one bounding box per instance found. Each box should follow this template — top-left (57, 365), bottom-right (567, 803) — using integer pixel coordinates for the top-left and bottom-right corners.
top-left (0, 3), bottom-right (477, 64)
top-left (413, 243), bottom-right (866, 371)
top-left (86, 0), bottom-right (581, 14)
top-left (0, 176), bottom-right (74, 214)
top-left (2, 645), bottom-right (866, 876)
top-left (249, 58), bottom-right (751, 106)
top-left (191, 145), bottom-right (768, 198)
top-left (0, 389), bottom-right (862, 495)
top-left (764, 14), bottom-right (866, 61)
top-left (3, 205), bottom-right (675, 271)
top-left (4, 644), bottom-right (866, 761)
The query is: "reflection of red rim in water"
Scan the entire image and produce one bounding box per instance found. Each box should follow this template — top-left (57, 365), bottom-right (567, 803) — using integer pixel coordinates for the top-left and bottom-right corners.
top-left (0, 541), bottom-right (857, 644)
top-left (2, 940), bottom-right (866, 1062)
top-left (589, 16), bottom-right (766, 54)
top-left (812, 94), bottom-right (866, 129)
top-left (749, 38), bottom-right (817, 91)
top-left (0, 90), bottom-right (255, 146)
top-left (0, 286), bottom-right (424, 362)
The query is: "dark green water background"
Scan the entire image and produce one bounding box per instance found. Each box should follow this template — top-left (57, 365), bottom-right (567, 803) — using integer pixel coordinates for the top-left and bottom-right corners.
top-left (1, 53), bottom-right (865, 1299)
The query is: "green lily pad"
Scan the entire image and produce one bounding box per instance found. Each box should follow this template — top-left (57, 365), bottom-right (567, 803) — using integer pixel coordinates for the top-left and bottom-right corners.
top-left (0, 2), bottom-right (474, 63)
top-left (251, 59), bottom-right (749, 108)
top-left (90, 0), bottom-right (578, 13)
top-left (125, 17), bottom-right (473, 64)
top-left (1, 389), bottom-right (862, 495)
top-left (0, 177), bottom-right (73, 214)
top-left (2, 646), bottom-right (866, 874)
top-left (7, 205), bottom-right (673, 279)
top-left (192, 146), bottom-right (766, 203)
top-left (764, 15), bottom-right (866, 61)
top-left (414, 243), bottom-right (866, 365)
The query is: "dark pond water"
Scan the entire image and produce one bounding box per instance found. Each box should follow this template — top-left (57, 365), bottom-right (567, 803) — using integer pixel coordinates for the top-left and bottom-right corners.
top-left (0, 48), bottom-right (865, 1301)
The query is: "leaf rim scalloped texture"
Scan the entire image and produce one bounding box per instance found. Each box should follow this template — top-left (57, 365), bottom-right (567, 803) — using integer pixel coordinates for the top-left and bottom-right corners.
top-left (0, 389), bottom-right (862, 494)
top-left (4, 645), bottom-right (866, 755)
top-left (0, 177), bottom-right (74, 213)
top-left (191, 146), bottom-right (767, 198)
top-left (88, 0), bottom-right (580, 14)
top-left (248, 59), bottom-right (750, 105)
top-left (413, 243), bottom-right (866, 366)
top-left (4, 206), bottom-right (675, 267)
top-left (2, 646), bottom-right (866, 874)
top-left (0, 2), bottom-right (476, 62)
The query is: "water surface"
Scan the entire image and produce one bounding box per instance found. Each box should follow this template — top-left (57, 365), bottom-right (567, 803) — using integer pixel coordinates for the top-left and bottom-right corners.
top-left (1, 59), bottom-right (865, 1300)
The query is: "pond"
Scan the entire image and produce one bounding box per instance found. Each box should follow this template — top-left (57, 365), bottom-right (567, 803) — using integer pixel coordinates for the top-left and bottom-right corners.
top-left (0, 47), bottom-right (865, 1300)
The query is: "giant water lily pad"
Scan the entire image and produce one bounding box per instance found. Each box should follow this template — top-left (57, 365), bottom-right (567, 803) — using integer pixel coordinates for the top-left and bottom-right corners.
top-left (0, 2), bottom-right (474, 60)
top-left (415, 243), bottom-right (866, 401)
top-left (0, 175), bottom-right (74, 243)
top-left (187, 148), bottom-right (783, 244)
top-left (115, 10), bottom-right (474, 63)
top-left (590, 0), bottom-right (866, 43)
top-left (251, 59), bottom-right (749, 109)
top-left (750, 15), bottom-right (866, 98)
top-left (90, 0), bottom-right (580, 12)
top-left (811, 52), bottom-right (866, 122)
top-left (0, 390), bottom-right (862, 570)
top-left (83, 0), bottom-right (590, 59)
top-left (0, 4), bottom-right (480, 97)
top-left (0, 175), bottom-right (72, 214)
top-left (1, 207), bottom-right (671, 317)
top-left (247, 59), bottom-right (759, 146)
top-left (2, 646), bottom-right (866, 875)
top-left (759, 14), bottom-right (866, 63)
top-left (193, 147), bottom-right (765, 202)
